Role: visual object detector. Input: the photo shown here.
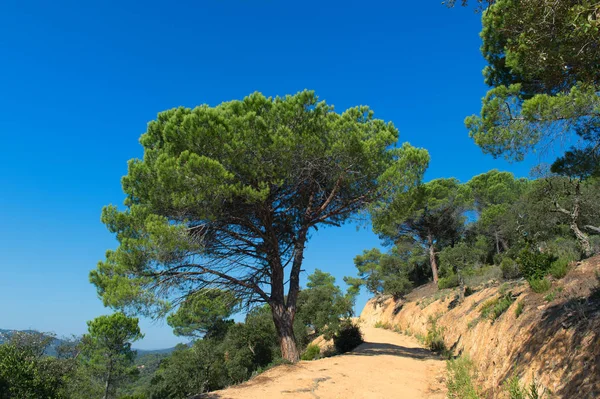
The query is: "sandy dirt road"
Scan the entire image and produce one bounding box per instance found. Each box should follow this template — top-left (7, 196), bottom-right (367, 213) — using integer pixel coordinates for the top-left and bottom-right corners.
top-left (202, 326), bottom-right (447, 399)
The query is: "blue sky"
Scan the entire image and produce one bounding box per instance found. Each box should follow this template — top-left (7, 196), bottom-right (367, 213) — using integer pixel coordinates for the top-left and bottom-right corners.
top-left (0, 0), bottom-right (538, 349)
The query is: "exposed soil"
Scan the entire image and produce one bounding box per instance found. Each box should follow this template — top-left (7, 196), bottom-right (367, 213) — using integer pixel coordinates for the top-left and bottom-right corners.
top-left (361, 256), bottom-right (600, 398)
top-left (200, 325), bottom-right (447, 399)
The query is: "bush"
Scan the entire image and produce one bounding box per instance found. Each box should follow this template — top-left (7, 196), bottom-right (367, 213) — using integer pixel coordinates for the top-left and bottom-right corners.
top-left (501, 257), bottom-right (521, 280)
top-left (383, 275), bottom-right (413, 298)
top-left (425, 318), bottom-right (447, 355)
top-left (504, 375), bottom-right (547, 399)
top-left (464, 265), bottom-right (503, 287)
top-left (333, 322), bottom-right (363, 354)
top-left (446, 356), bottom-right (481, 399)
top-left (300, 344), bottom-right (321, 361)
top-left (528, 278), bottom-right (552, 294)
top-left (546, 237), bottom-right (581, 262)
top-left (517, 248), bottom-right (555, 280)
top-left (590, 235), bottom-right (600, 255)
top-left (438, 274), bottom-right (460, 289)
top-left (480, 293), bottom-right (514, 321)
top-left (549, 258), bottom-right (569, 279)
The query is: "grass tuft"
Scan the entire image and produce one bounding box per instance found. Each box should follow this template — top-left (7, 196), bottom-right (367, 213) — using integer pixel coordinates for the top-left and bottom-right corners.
top-left (446, 356), bottom-right (481, 399)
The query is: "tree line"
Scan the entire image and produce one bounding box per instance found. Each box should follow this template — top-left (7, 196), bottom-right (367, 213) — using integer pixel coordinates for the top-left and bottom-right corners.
top-left (345, 169), bottom-right (600, 299)
top-left (0, 270), bottom-right (357, 399)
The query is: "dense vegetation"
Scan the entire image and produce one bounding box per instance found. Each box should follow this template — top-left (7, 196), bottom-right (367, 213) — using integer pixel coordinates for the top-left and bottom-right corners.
top-left (347, 170), bottom-right (600, 297)
top-left (0, 271), bottom-right (358, 399)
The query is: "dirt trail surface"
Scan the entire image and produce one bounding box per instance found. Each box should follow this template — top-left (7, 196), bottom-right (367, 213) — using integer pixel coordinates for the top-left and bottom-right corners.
top-left (201, 326), bottom-right (446, 399)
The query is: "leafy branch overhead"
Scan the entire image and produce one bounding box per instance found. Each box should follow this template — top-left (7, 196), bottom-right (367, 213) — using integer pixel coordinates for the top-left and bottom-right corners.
top-left (466, 0), bottom-right (600, 173)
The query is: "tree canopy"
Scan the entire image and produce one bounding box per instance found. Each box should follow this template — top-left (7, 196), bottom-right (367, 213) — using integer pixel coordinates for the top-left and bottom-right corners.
top-left (466, 0), bottom-right (600, 166)
top-left (81, 313), bottom-right (143, 399)
top-left (371, 178), bottom-right (468, 285)
top-left (90, 90), bottom-right (429, 362)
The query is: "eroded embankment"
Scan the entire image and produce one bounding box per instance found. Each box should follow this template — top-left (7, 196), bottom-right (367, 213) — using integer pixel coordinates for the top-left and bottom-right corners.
top-left (360, 256), bottom-right (600, 398)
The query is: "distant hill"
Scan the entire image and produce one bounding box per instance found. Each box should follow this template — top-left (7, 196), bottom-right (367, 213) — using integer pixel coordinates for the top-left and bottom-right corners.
top-left (0, 328), bottom-right (177, 357)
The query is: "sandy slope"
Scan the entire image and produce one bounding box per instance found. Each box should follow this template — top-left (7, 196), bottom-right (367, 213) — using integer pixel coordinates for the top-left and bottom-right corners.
top-left (201, 326), bottom-right (447, 399)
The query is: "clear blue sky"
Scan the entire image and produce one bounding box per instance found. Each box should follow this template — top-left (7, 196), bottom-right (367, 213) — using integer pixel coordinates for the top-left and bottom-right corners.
top-left (0, 0), bottom-right (537, 349)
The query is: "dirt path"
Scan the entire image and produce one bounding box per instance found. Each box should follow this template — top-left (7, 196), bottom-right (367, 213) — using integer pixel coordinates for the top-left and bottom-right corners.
top-left (201, 326), bottom-right (447, 399)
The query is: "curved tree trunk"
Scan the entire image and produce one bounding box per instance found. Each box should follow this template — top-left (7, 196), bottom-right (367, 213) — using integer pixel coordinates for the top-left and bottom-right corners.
top-left (271, 303), bottom-right (299, 362)
top-left (571, 222), bottom-right (592, 257)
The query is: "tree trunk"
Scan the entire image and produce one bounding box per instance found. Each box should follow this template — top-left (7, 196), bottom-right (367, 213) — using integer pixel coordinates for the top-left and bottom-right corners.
top-left (428, 234), bottom-right (439, 286)
top-left (102, 362), bottom-right (112, 399)
top-left (458, 272), bottom-right (465, 303)
top-left (571, 222), bottom-right (592, 257)
top-left (271, 303), bottom-right (300, 363)
top-left (494, 231), bottom-right (501, 255)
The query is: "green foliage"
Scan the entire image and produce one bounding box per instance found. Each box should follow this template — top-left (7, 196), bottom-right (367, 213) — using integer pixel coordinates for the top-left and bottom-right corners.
top-left (546, 237), bottom-right (581, 262)
top-left (517, 248), bottom-right (555, 280)
top-left (467, 0), bottom-right (600, 166)
top-left (515, 302), bottom-right (524, 318)
top-left (438, 274), bottom-right (460, 289)
top-left (332, 322), bottom-right (363, 354)
top-left (446, 356), bottom-right (481, 399)
top-left (91, 90), bottom-right (430, 362)
top-left (374, 321), bottom-right (392, 330)
top-left (425, 318), bottom-right (448, 356)
top-left (81, 313), bottom-right (143, 399)
top-left (346, 245), bottom-right (418, 298)
top-left (297, 270), bottom-right (354, 339)
top-left (528, 278), bottom-right (552, 294)
top-left (504, 375), bottom-right (547, 399)
top-left (590, 235), bottom-right (600, 255)
top-left (501, 257), bottom-right (520, 280)
top-left (480, 293), bottom-right (515, 321)
top-left (439, 242), bottom-right (485, 278)
top-left (300, 344), bottom-right (321, 361)
top-left (147, 341), bottom-right (227, 399)
top-left (549, 258), bottom-right (569, 280)
top-left (0, 332), bottom-right (76, 399)
top-left (167, 289), bottom-right (238, 339)
top-left (370, 178), bottom-right (468, 285)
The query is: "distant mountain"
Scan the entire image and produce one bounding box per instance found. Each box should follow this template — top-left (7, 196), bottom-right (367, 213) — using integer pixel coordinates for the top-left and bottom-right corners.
top-left (0, 328), bottom-right (177, 357)
top-left (135, 347), bottom-right (178, 355)
top-left (0, 328), bottom-right (66, 356)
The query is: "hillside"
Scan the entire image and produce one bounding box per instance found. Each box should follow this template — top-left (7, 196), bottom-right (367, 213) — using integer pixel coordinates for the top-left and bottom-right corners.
top-left (0, 329), bottom-right (177, 358)
top-left (360, 256), bottom-right (600, 398)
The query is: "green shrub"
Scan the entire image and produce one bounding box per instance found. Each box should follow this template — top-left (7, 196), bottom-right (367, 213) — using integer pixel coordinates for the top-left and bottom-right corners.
top-left (517, 248), bottom-right (555, 280)
top-left (300, 344), bottom-right (321, 361)
top-left (515, 302), bottom-right (524, 318)
top-left (528, 278), bottom-right (552, 293)
top-left (438, 274), bottom-right (460, 289)
top-left (446, 356), bottom-right (481, 399)
top-left (333, 322), bottom-right (363, 354)
top-left (383, 275), bottom-right (413, 298)
top-left (501, 257), bottom-right (521, 280)
top-left (504, 375), bottom-right (547, 399)
top-left (590, 235), bottom-right (600, 255)
top-left (549, 258), bottom-right (569, 279)
top-left (425, 318), bottom-right (448, 356)
top-left (480, 293), bottom-right (514, 321)
top-left (544, 291), bottom-right (556, 302)
top-left (464, 265), bottom-right (503, 287)
top-left (374, 321), bottom-right (391, 329)
top-left (546, 237), bottom-right (581, 262)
